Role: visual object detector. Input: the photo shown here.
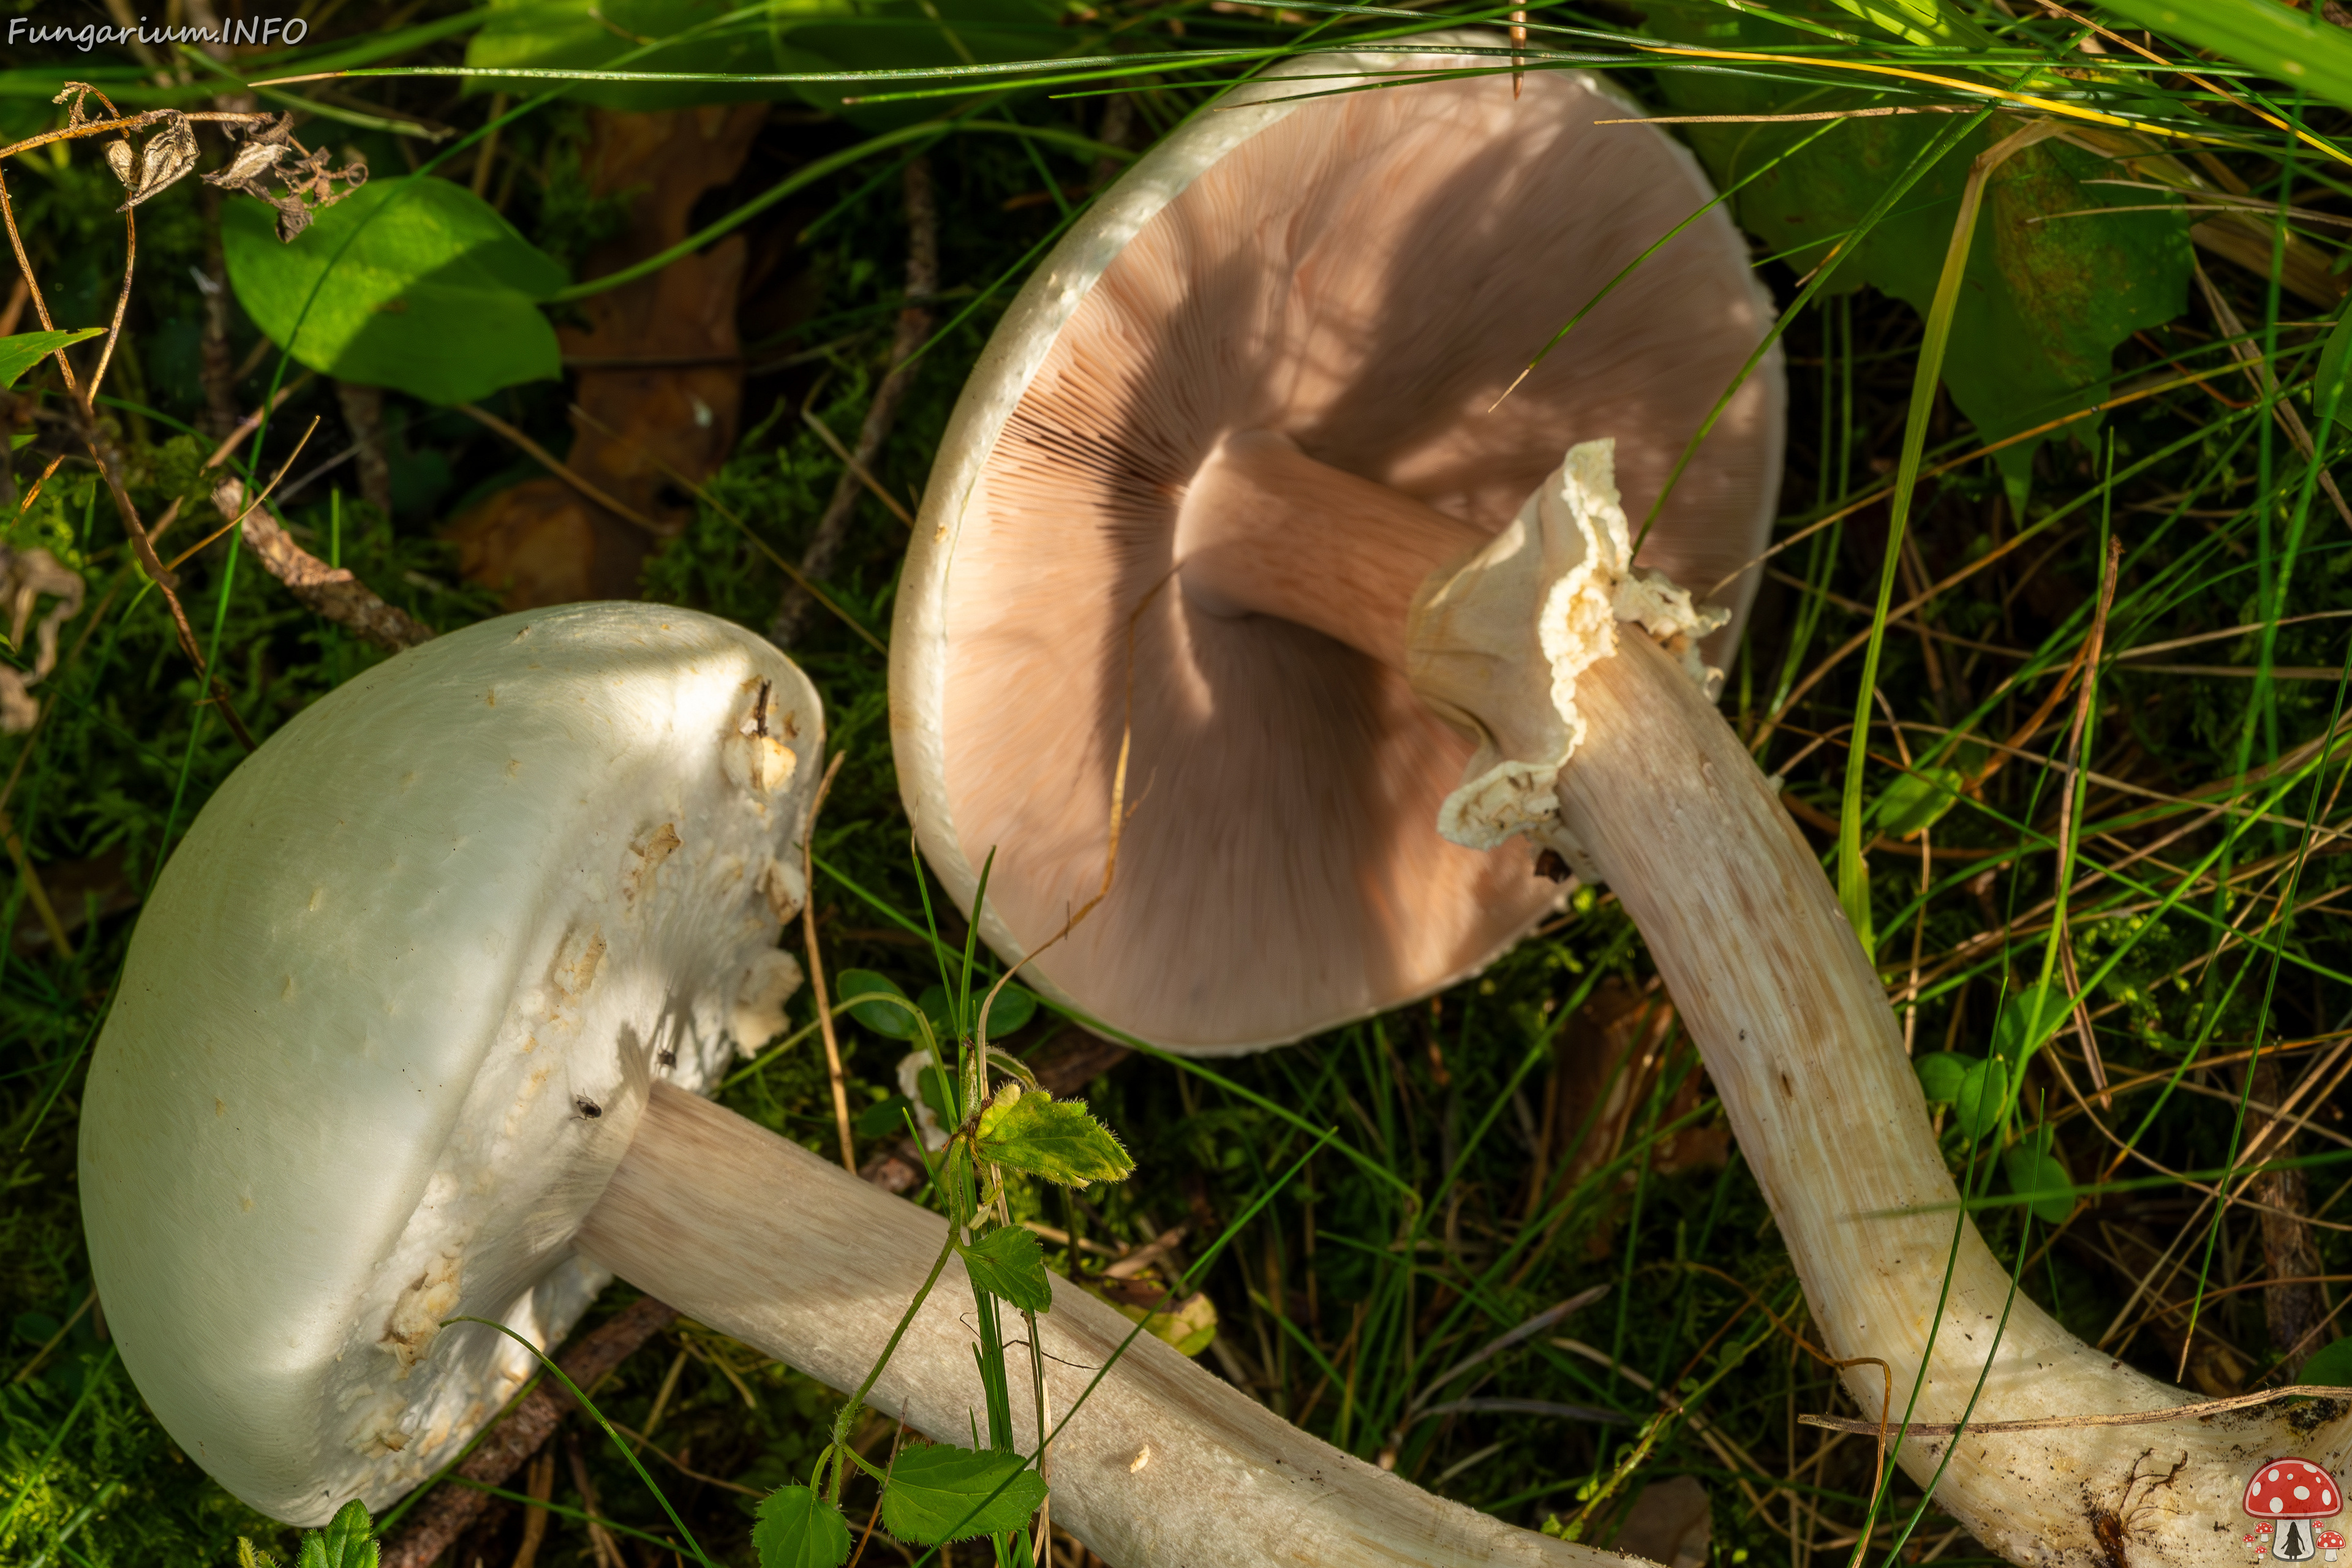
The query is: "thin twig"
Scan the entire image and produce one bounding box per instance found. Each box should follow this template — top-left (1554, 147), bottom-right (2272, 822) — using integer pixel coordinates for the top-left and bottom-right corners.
top-left (565, 402), bottom-right (888, 657)
top-left (1803, 1383), bottom-right (2352, 1436)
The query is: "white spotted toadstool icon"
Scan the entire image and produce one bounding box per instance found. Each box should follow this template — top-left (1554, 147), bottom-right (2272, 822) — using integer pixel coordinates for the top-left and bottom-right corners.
top-left (2320, 1528), bottom-right (2343, 1561)
top-left (2245, 1460), bottom-right (2344, 1562)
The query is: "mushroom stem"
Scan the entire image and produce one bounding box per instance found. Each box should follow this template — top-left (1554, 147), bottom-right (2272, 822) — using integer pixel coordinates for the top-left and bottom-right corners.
top-left (1557, 636), bottom-right (2312, 1561)
top-left (580, 1082), bottom-right (1611, 1568)
top-left (1178, 429), bottom-right (1483, 669)
top-left (1167, 439), bottom-right (2343, 1559)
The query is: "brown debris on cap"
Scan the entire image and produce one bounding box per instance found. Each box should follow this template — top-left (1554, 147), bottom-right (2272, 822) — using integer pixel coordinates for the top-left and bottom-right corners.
top-left (895, 37), bottom-right (1783, 1053)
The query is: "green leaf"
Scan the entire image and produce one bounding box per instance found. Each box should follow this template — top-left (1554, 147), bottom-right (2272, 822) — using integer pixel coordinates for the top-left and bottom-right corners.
top-left (856, 1094), bottom-right (915, 1137)
top-left (1954, 1057), bottom-right (2010, 1141)
top-left (752, 1484), bottom-right (852, 1568)
top-left (2299, 1337), bottom-right (2352, 1389)
top-left (913, 981), bottom-right (1038, 1043)
top-left (222, 176), bottom-right (565, 405)
top-left (296, 1501), bottom-right (379, 1568)
top-left (880, 1444), bottom-right (1047, 1544)
top-left (1992, 981), bottom-right (2069, 1074)
top-left (918, 983), bottom-right (957, 1042)
top-left (1645, 0), bottom-right (2192, 496)
top-left (2091, 0), bottom-right (2352, 113)
top-left (962, 1224), bottom-right (1053, 1313)
top-left (2000, 1142), bottom-right (2076, 1225)
top-left (2317, 307), bottom-right (2352, 431)
top-left (914, 1058), bottom-right (958, 1125)
top-left (1915, 1051), bottom-right (1977, 1105)
top-left (974, 1090), bottom-right (1133, 1188)
top-left (1875, 766), bottom-right (1965, 839)
top-left (838, 970), bottom-right (921, 1039)
top-left (0, 329), bottom-right (102, 390)
top-left (978, 982), bottom-right (1038, 1038)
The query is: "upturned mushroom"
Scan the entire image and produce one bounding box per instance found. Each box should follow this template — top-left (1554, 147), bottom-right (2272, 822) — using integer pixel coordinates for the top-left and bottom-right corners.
top-left (892, 31), bottom-right (2351, 1568)
top-left (892, 32), bottom-right (1782, 1051)
top-left (79, 600), bottom-right (1634, 1565)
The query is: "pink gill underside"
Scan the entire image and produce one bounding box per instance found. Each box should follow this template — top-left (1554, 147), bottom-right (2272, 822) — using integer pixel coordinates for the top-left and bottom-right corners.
top-left (940, 62), bottom-right (1781, 1050)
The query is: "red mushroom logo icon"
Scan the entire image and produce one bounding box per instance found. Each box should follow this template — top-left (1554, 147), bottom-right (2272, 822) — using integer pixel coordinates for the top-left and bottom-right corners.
top-left (2245, 1460), bottom-right (2345, 1561)
top-left (2321, 1529), bottom-right (2345, 1562)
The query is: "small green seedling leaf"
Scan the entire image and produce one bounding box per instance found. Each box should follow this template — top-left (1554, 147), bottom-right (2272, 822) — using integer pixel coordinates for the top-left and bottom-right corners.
top-left (1992, 982), bottom-right (2068, 1075)
top-left (856, 1094), bottom-right (915, 1137)
top-left (0, 329), bottom-right (103, 390)
top-left (222, 176), bottom-right (565, 405)
top-left (1875, 766), bottom-right (1965, 839)
top-left (918, 983), bottom-right (957, 1042)
top-left (297, 1501), bottom-right (379, 1568)
top-left (880, 1444), bottom-right (1048, 1544)
top-left (978, 982), bottom-right (1038, 1038)
top-left (974, 1089), bottom-right (1133, 1188)
top-left (1954, 1057), bottom-right (2010, 1141)
top-left (916, 1059), bottom-right (958, 1125)
top-left (962, 1224), bottom-right (1053, 1313)
top-left (1914, 1051), bottom-right (1977, 1105)
top-left (2000, 1142), bottom-right (2076, 1225)
top-left (2299, 1336), bottom-right (2352, 1389)
top-left (752, 1484), bottom-right (852, 1568)
top-left (838, 970), bottom-right (921, 1039)
top-left (237, 1540), bottom-right (279, 1568)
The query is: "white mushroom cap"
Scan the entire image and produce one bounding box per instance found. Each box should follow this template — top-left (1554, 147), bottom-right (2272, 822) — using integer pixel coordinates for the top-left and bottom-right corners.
top-left (892, 36), bottom-right (1782, 1053)
top-left (78, 603), bottom-right (822, 1525)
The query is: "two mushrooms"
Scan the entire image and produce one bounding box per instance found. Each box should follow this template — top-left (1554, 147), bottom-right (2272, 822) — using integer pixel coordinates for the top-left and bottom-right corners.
top-left (76, 32), bottom-right (2342, 1568)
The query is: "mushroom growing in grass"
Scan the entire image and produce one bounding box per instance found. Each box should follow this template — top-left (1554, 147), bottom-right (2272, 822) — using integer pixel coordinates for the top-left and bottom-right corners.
top-left (81, 601), bottom-right (1631, 1566)
top-left (892, 32), bottom-right (2352, 1568)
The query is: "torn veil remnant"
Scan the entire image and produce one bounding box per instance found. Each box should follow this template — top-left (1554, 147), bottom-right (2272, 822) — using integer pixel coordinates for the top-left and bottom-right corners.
top-left (890, 29), bottom-right (2350, 1568)
top-left (1408, 440), bottom-right (1725, 876)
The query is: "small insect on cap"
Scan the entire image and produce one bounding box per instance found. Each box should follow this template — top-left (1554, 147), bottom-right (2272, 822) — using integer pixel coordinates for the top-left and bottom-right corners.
top-left (892, 31), bottom-right (1781, 1054)
top-left (79, 603), bottom-right (824, 1525)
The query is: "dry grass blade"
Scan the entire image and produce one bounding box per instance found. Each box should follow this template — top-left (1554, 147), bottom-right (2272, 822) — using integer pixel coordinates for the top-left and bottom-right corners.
top-left (801, 750), bottom-right (857, 1173)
